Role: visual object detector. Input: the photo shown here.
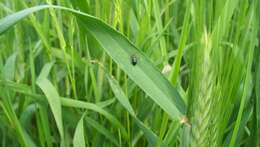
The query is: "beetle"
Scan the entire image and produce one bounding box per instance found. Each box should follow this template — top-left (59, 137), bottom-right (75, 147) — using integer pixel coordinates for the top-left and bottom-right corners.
top-left (130, 54), bottom-right (138, 66)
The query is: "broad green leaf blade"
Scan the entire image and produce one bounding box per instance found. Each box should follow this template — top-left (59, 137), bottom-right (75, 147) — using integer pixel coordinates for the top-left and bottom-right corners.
top-left (0, 5), bottom-right (50, 34)
top-left (36, 78), bottom-right (64, 140)
top-left (73, 114), bottom-right (85, 147)
top-left (36, 63), bottom-right (64, 141)
top-left (77, 15), bottom-right (186, 118)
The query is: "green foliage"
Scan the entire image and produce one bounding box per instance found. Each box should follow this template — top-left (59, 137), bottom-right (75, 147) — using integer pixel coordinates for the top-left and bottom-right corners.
top-left (0, 0), bottom-right (259, 146)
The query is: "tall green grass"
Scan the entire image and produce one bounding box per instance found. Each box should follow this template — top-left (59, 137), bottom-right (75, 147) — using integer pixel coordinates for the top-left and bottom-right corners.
top-left (0, 0), bottom-right (259, 146)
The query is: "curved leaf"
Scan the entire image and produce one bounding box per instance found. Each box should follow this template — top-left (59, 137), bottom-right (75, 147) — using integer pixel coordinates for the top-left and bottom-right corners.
top-left (73, 113), bottom-right (86, 147)
top-left (36, 63), bottom-right (64, 142)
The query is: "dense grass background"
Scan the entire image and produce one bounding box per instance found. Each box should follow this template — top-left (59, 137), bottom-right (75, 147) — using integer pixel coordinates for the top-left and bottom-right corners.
top-left (0, 0), bottom-right (259, 146)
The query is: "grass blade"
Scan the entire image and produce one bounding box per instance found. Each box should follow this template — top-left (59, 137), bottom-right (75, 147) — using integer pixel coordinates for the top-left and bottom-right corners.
top-left (256, 49), bottom-right (260, 123)
top-left (2, 53), bottom-right (17, 81)
top-left (73, 113), bottom-right (85, 147)
top-left (0, 5), bottom-right (50, 34)
top-left (36, 63), bottom-right (64, 143)
top-left (107, 74), bottom-right (167, 147)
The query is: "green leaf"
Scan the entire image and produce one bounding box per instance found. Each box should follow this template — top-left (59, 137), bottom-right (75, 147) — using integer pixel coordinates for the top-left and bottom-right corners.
top-left (107, 75), bottom-right (135, 116)
top-left (37, 62), bottom-right (54, 80)
top-left (256, 52), bottom-right (260, 121)
top-left (36, 63), bottom-right (64, 142)
top-left (107, 74), bottom-right (167, 147)
top-left (73, 113), bottom-right (86, 147)
top-left (169, 1), bottom-right (190, 85)
top-left (2, 53), bottom-right (17, 81)
top-left (0, 5), bottom-right (50, 34)
top-left (255, 46), bottom-right (260, 146)
top-left (76, 14), bottom-right (186, 118)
